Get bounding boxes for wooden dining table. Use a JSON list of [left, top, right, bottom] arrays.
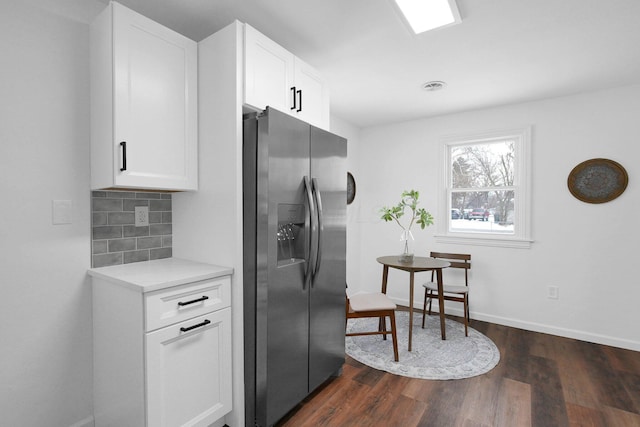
[[376, 256, 451, 351]]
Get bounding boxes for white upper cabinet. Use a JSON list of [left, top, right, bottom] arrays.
[[91, 2, 198, 191], [243, 24, 294, 114], [244, 24, 330, 129], [293, 57, 330, 128]]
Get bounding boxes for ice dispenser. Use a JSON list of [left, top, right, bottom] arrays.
[[276, 204, 305, 266]]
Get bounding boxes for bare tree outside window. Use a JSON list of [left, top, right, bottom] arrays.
[[451, 141, 515, 232]]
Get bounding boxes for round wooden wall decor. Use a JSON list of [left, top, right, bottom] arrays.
[[347, 172, 356, 205], [567, 158, 628, 203]]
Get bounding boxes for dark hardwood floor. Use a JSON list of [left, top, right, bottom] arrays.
[[276, 313, 640, 427]]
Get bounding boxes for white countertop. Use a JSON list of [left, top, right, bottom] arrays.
[[88, 257, 233, 293]]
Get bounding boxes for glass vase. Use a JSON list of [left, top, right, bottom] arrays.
[[398, 230, 414, 263]]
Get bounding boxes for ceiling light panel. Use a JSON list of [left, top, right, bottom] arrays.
[[393, 0, 461, 34]]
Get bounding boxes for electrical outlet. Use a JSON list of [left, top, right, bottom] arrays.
[[547, 285, 559, 300], [135, 206, 149, 227]]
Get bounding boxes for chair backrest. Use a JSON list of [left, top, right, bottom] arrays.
[[430, 252, 471, 285]]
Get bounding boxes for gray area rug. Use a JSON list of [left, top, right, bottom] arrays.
[[346, 311, 500, 380]]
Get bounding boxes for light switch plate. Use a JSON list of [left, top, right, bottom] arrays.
[[52, 200, 72, 224]]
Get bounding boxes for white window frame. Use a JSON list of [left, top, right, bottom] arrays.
[[435, 126, 533, 248]]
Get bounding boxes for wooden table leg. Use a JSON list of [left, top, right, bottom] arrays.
[[436, 268, 446, 340], [408, 271, 414, 351], [381, 265, 389, 294], [380, 265, 389, 339]]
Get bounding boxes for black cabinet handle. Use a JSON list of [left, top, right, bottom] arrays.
[[120, 141, 127, 171], [290, 86, 297, 110], [177, 295, 209, 307], [297, 89, 302, 112], [180, 319, 211, 333]]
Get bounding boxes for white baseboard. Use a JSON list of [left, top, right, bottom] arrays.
[[209, 417, 226, 427], [70, 413, 229, 427], [72, 413, 230, 427], [69, 415, 94, 427], [472, 311, 640, 352], [387, 296, 640, 352]]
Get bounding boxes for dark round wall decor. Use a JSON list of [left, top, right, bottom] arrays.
[[567, 158, 628, 204], [347, 172, 356, 205]]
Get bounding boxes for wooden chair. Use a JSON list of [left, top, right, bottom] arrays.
[[421, 252, 472, 336], [346, 292, 399, 362]]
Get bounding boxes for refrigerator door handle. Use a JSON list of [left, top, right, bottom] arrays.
[[311, 178, 323, 280], [304, 176, 318, 289]]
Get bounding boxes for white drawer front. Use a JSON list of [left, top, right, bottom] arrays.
[[145, 276, 230, 331]]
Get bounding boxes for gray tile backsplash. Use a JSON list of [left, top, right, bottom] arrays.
[[91, 191, 172, 268]]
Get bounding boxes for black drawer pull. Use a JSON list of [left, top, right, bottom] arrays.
[[120, 141, 127, 171], [177, 295, 209, 307], [180, 319, 211, 333]]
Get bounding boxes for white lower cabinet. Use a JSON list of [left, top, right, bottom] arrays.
[[90, 259, 233, 427], [146, 309, 231, 426]]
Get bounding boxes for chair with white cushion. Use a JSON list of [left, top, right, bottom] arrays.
[[421, 252, 472, 336], [346, 292, 399, 362]]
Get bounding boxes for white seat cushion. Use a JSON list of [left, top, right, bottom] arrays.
[[349, 292, 396, 312], [422, 282, 469, 294]]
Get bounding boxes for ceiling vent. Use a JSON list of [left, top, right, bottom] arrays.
[[422, 81, 447, 91]]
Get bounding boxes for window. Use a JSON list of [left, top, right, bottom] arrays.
[[436, 127, 532, 248]]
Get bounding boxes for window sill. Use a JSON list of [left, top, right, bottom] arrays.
[[434, 234, 533, 249]]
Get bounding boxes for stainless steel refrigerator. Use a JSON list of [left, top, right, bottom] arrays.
[[243, 107, 347, 427]]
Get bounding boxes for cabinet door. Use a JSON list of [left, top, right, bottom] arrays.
[[112, 2, 197, 190], [294, 58, 330, 129], [146, 308, 232, 427], [244, 24, 294, 113]]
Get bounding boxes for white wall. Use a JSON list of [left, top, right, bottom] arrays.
[[354, 85, 640, 351], [330, 115, 362, 292], [173, 22, 245, 427], [0, 1, 101, 426]]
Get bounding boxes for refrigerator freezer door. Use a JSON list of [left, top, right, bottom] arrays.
[[256, 108, 311, 427], [308, 126, 347, 392]]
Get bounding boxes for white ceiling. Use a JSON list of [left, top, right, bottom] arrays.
[[93, 0, 640, 128]]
